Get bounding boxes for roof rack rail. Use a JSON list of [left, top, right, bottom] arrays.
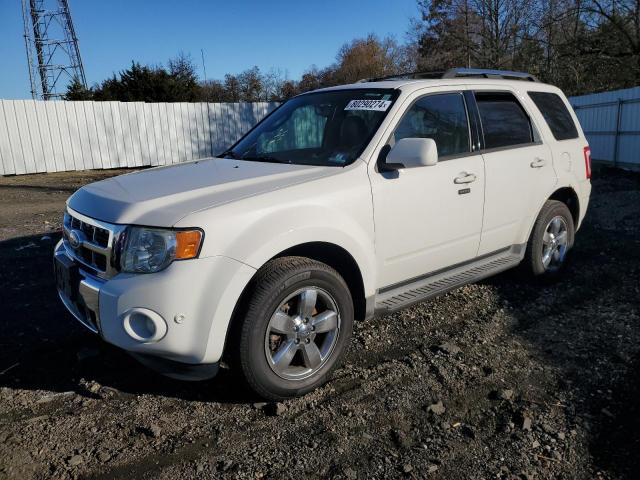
[[442, 68, 539, 82], [357, 70, 445, 83], [359, 67, 539, 83]]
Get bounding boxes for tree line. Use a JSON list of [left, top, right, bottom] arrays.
[[65, 0, 640, 102], [65, 36, 412, 102], [413, 0, 640, 94]]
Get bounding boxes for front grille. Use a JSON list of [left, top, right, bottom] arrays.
[[63, 209, 123, 279], [68, 215, 110, 248]]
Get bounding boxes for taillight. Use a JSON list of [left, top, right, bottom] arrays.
[[583, 146, 592, 179]]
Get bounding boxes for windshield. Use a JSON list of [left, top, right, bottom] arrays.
[[223, 89, 399, 167]]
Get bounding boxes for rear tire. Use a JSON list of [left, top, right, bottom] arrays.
[[232, 256, 354, 401], [524, 200, 575, 278]]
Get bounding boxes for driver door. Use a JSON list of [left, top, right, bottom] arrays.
[[369, 90, 485, 289]]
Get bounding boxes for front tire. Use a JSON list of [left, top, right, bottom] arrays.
[[234, 256, 354, 401], [524, 200, 575, 278]]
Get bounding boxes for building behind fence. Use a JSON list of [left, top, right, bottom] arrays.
[[0, 100, 278, 176], [570, 86, 640, 171]]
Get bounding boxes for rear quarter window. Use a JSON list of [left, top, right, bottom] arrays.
[[528, 91, 579, 141]]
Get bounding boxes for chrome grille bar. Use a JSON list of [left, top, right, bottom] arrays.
[[62, 207, 126, 279]]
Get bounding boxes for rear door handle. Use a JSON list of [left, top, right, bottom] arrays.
[[530, 158, 546, 168], [454, 172, 477, 184]]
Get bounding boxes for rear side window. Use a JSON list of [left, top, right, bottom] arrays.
[[528, 91, 579, 141], [393, 93, 470, 158], [475, 92, 534, 149]]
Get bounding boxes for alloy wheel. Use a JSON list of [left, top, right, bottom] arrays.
[[542, 215, 569, 271], [264, 287, 341, 380]]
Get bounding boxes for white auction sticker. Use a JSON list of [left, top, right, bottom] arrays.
[[344, 99, 392, 111]]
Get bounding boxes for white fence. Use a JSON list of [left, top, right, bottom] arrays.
[[0, 100, 278, 176], [570, 86, 640, 170], [4, 89, 639, 176]]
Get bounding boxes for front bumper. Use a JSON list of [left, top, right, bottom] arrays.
[[54, 239, 256, 370], [54, 242, 103, 333]]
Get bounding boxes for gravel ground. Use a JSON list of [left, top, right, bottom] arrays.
[[0, 167, 638, 480]]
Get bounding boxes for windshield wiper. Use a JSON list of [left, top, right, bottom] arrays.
[[219, 149, 238, 159], [240, 155, 290, 164]]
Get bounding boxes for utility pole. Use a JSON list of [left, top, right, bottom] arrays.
[[21, 0, 87, 100], [201, 49, 207, 83]]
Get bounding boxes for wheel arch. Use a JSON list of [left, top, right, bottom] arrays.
[[520, 185, 581, 250], [220, 241, 369, 364], [274, 242, 367, 322], [548, 186, 580, 226], [236, 241, 368, 322]]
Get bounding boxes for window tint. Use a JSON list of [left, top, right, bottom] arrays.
[[393, 93, 470, 157], [528, 91, 579, 141], [476, 92, 533, 149]]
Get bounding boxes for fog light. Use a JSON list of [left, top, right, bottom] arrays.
[[122, 308, 167, 343]]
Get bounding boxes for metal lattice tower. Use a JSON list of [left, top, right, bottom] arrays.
[[21, 0, 87, 100]]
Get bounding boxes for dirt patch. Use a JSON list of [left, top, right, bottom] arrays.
[[0, 168, 138, 241], [0, 167, 638, 479]]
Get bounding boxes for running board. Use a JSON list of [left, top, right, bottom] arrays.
[[375, 245, 525, 314]]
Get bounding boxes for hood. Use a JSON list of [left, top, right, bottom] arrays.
[[68, 157, 335, 226]]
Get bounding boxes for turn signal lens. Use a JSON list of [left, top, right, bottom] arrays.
[[175, 230, 203, 259]]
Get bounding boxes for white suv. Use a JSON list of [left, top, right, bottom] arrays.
[[54, 68, 592, 400]]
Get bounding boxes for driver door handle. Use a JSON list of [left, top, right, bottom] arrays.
[[530, 158, 546, 168], [454, 172, 477, 184]]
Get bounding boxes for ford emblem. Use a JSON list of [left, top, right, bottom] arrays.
[[68, 229, 84, 249]]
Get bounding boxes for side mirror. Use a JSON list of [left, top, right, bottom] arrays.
[[383, 138, 438, 170]]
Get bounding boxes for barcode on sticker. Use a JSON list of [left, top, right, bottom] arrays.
[[344, 99, 392, 111]]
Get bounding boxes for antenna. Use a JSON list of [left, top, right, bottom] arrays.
[[21, 0, 87, 100]]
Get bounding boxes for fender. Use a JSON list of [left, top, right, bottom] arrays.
[[246, 223, 375, 294], [176, 163, 378, 363], [177, 162, 377, 297], [197, 210, 375, 364]]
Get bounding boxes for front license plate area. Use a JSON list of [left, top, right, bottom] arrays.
[[54, 255, 79, 301]]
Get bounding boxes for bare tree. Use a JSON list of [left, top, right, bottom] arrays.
[[333, 34, 408, 83]]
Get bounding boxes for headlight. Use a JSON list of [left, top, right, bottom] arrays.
[[120, 227, 203, 273]]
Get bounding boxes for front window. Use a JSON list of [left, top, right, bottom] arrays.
[[392, 93, 471, 158], [224, 89, 399, 166]]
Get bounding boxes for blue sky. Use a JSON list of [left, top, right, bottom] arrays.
[[0, 0, 418, 99]]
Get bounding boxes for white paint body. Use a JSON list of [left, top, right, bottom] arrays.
[[60, 78, 592, 366]]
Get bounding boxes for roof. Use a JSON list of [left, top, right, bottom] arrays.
[[313, 78, 561, 95]]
